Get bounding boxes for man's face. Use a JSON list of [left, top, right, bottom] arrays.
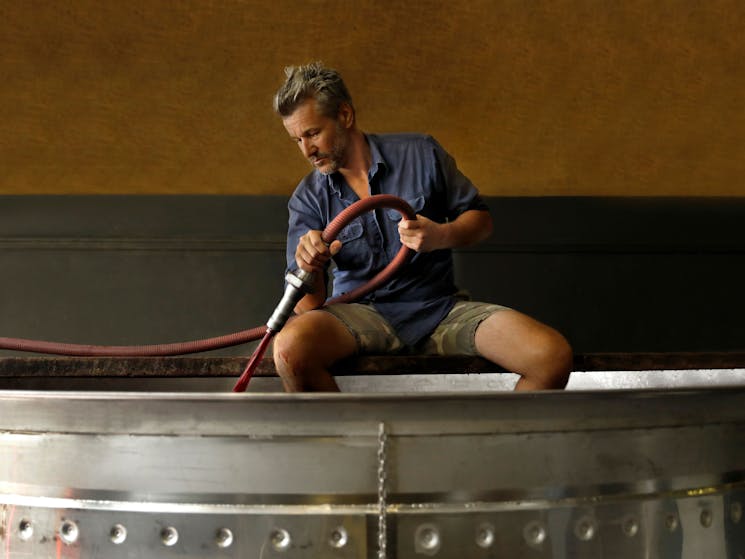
[[282, 98, 350, 175]]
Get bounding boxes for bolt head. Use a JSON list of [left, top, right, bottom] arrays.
[[18, 520, 33, 541], [476, 523, 495, 548], [700, 509, 713, 528], [524, 520, 547, 546], [574, 517, 596, 541], [215, 527, 234, 548], [732, 502, 743, 524], [622, 516, 639, 537], [329, 526, 348, 549], [110, 524, 127, 545], [59, 520, 79, 545], [161, 526, 178, 547], [270, 528, 291, 551]]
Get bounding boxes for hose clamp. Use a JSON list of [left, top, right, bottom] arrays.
[[266, 269, 316, 332], [285, 268, 315, 292]]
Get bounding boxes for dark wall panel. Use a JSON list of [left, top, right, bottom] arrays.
[[2, 196, 744, 356]]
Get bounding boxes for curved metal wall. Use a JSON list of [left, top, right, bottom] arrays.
[[2, 387, 744, 557]]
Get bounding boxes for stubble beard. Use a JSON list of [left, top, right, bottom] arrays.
[[314, 123, 349, 176]]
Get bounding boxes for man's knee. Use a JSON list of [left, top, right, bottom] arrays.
[[529, 328, 573, 387], [475, 310, 572, 388], [271, 311, 357, 375], [548, 332, 573, 376], [534, 324, 572, 361], [272, 325, 306, 375]]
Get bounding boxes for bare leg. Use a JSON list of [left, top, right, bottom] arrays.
[[474, 310, 572, 390], [272, 309, 357, 392]]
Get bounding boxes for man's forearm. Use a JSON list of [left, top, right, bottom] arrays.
[[441, 209, 493, 248], [294, 270, 328, 313]]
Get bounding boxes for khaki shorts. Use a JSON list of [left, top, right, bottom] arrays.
[[322, 299, 510, 356]]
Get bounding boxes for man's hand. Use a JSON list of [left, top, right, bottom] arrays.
[[398, 210, 493, 253], [296, 230, 342, 272], [397, 214, 445, 253]]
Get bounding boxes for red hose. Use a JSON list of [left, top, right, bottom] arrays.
[[324, 194, 416, 305], [0, 195, 416, 356]]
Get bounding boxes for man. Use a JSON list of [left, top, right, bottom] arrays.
[[271, 62, 572, 392]]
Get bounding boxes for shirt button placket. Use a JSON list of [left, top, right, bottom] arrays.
[[368, 213, 384, 265]]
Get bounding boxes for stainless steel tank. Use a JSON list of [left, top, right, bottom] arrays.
[[2, 386, 745, 558]]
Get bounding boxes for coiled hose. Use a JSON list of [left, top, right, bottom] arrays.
[[0, 195, 416, 357]]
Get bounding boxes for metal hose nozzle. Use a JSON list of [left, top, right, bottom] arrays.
[[265, 268, 316, 333]]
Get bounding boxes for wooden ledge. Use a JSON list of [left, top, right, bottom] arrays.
[[0, 352, 744, 379]]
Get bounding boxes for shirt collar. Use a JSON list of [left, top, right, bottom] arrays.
[[366, 133, 389, 180], [326, 170, 343, 196], [324, 133, 389, 196]]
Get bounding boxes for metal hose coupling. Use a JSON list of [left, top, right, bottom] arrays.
[[266, 268, 316, 333]]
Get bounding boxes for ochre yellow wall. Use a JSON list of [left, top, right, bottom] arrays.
[[2, 1, 744, 196]]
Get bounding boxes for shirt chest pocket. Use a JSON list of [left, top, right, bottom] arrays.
[[334, 220, 369, 270], [337, 220, 364, 243], [384, 195, 426, 223]]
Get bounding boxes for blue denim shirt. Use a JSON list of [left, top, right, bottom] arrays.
[[286, 133, 489, 347]]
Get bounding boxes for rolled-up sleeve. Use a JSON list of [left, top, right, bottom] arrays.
[[285, 184, 325, 273], [430, 137, 489, 219]]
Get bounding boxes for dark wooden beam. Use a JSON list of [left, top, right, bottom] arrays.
[[0, 352, 744, 379]]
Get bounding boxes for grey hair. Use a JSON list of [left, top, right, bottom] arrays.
[[273, 62, 354, 119]]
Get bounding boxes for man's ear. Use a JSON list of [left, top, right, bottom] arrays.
[[338, 102, 355, 129]]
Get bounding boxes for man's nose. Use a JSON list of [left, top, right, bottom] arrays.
[[299, 137, 316, 158]]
